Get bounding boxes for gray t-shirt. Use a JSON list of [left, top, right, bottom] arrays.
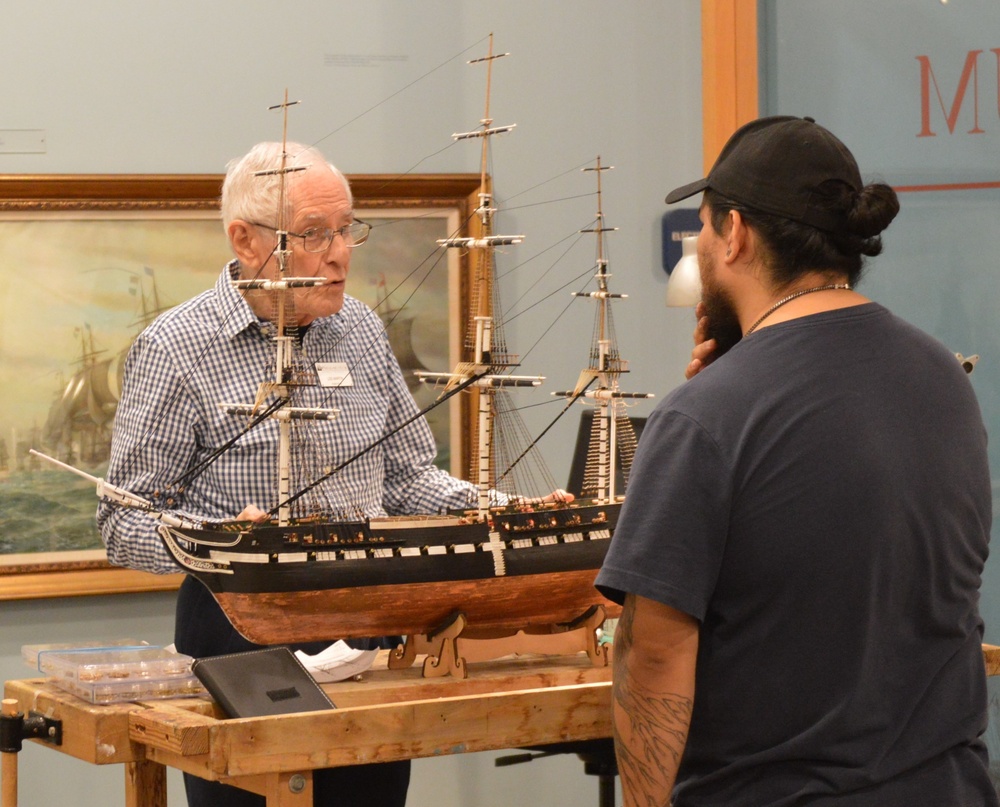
[[597, 303, 996, 806]]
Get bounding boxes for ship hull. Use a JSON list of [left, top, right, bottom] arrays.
[[211, 567, 617, 645], [162, 501, 622, 644]]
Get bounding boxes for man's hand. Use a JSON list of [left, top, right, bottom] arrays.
[[685, 302, 718, 380], [235, 504, 270, 523], [513, 489, 576, 506]]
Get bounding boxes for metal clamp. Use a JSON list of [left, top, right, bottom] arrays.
[[0, 710, 62, 753]]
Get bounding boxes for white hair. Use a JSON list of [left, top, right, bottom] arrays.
[[220, 141, 352, 231]]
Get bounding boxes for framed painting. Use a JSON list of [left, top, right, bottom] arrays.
[[0, 172, 482, 600]]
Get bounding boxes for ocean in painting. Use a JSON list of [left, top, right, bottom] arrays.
[[0, 465, 106, 555]]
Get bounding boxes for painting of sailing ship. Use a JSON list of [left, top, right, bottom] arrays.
[[0, 212, 231, 560], [0, 198, 463, 574]]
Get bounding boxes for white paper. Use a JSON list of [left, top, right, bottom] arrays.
[[294, 640, 378, 682]]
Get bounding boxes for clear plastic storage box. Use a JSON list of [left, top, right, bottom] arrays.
[[21, 639, 147, 670], [22, 643, 204, 704]]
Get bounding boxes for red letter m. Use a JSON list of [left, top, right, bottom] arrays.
[[916, 50, 985, 137]]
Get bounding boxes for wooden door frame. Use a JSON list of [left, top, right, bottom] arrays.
[[701, 0, 759, 173]]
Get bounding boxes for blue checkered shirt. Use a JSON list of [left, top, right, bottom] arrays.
[[98, 262, 481, 574]]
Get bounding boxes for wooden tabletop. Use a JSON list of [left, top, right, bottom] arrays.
[[131, 653, 612, 778], [4, 653, 613, 805]]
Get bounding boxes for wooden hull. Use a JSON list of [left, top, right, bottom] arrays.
[[162, 501, 622, 644], [210, 568, 620, 645]]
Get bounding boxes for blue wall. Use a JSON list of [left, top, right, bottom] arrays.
[[760, 0, 1000, 641]]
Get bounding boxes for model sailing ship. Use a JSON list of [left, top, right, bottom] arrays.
[[33, 37, 650, 657]]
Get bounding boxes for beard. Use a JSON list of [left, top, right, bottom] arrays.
[[699, 253, 744, 358]]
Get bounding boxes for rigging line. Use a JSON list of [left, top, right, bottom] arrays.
[[277, 100, 458, 202], [505, 261, 595, 325], [321, 139, 463, 205], [268, 366, 491, 517], [170, 397, 287, 489], [494, 375, 598, 486], [162, 217, 456, 484], [503, 159, 596, 202], [501, 193, 594, 214], [373, 256, 446, 323], [515, 278, 588, 366], [117, 251, 280, 480], [513, 263, 599, 367], [501, 230, 588, 312], [308, 242, 446, 368], [472, 156, 606, 216], [300, 208, 470, 381], [360, 186, 465, 230], [502, 396, 578, 412], [298, 247, 449, 412], [495, 229, 586, 282], [308, 36, 490, 150], [363, 195, 478, 241]]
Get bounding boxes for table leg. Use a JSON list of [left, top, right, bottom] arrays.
[[125, 759, 167, 807], [264, 771, 313, 806], [2, 699, 20, 807]]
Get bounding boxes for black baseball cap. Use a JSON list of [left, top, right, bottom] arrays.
[[665, 116, 863, 232]]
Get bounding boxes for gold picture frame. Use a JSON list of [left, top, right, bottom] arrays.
[[0, 173, 482, 600]]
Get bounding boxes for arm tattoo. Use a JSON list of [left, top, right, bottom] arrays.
[[613, 595, 693, 807]]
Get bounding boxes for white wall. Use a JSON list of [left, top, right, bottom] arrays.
[[0, 2, 704, 805]]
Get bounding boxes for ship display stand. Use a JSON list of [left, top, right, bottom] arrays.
[[388, 605, 610, 679]]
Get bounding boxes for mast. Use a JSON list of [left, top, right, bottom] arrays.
[[222, 91, 338, 526], [553, 157, 653, 503], [267, 92, 300, 526], [419, 34, 541, 516]]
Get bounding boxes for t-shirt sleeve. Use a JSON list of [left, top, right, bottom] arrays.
[[595, 406, 731, 621]]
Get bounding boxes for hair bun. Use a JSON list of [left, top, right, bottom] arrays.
[[847, 183, 899, 239]]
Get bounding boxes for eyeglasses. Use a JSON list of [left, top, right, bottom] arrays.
[[250, 219, 371, 251]]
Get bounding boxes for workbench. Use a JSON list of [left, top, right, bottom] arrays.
[[7, 646, 999, 806], [3, 653, 612, 806]]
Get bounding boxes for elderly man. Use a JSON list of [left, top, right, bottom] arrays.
[[596, 117, 996, 806], [99, 142, 494, 807]]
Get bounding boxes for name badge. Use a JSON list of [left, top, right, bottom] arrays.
[[316, 362, 354, 388]]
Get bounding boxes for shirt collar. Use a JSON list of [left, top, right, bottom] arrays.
[[215, 260, 263, 339]]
